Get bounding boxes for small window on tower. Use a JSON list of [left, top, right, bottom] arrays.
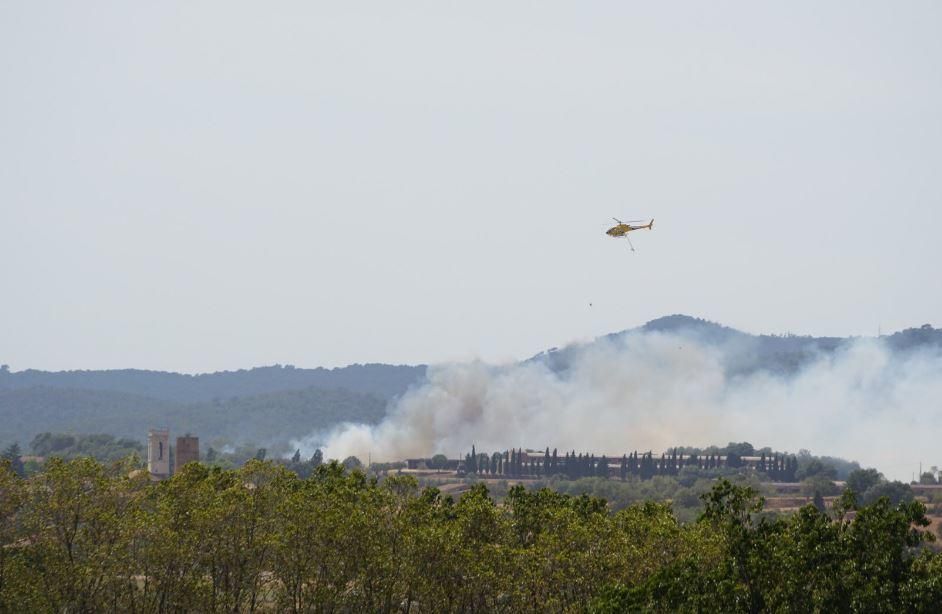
[[159, 441, 163, 460]]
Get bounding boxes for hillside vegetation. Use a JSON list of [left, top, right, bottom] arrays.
[[3, 316, 940, 452], [0, 386, 387, 449], [0, 363, 424, 402], [1, 459, 940, 612], [533, 315, 942, 376]]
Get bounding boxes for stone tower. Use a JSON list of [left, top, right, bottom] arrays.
[[147, 428, 170, 479], [175, 435, 199, 470]]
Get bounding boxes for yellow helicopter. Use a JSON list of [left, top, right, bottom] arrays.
[[606, 217, 654, 251]]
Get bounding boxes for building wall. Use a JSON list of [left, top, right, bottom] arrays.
[[175, 436, 199, 469], [148, 429, 170, 478]]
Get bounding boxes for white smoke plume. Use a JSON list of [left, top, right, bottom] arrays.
[[292, 331, 942, 481]]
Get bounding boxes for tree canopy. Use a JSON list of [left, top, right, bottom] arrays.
[[1, 459, 940, 612]]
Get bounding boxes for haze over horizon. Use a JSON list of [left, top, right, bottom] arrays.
[[3, 2, 941, 373]]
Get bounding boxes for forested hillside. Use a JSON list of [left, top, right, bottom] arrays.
[[0, 363, 425, 402], [0, 386, 387, 449], [531, 315, 942, 375], [3, 316, 939, 453]]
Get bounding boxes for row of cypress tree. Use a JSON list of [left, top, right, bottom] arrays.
[[464, 446, 799, 481]]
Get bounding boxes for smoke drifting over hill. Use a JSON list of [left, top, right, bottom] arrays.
[[294, 328, 942, 481]]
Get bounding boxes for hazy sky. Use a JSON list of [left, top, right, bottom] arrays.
[[2, 2, 941, 373]]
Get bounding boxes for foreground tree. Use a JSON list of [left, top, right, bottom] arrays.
[[3, 461, 941, 613], [0, 445, 24, 478]]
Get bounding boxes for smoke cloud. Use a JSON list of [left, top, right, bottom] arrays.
[[292, 331, 942, 481]]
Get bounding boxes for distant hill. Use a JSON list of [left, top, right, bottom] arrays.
[[531, 314, 942, 375], [0, 385, 387, 450], [0, 362, 423, 451], [0, 363, 425, 403], [4, 315, 940, 452]]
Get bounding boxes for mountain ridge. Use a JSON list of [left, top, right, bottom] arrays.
[[0, 385, 387, 451], [0, 362, 426, 403], [4, 315, 940, 451], [531, 314, 941, 374]]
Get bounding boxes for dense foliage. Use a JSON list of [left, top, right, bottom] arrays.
[[29, 432, 143, 463], [1, 458, 940, 613]]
